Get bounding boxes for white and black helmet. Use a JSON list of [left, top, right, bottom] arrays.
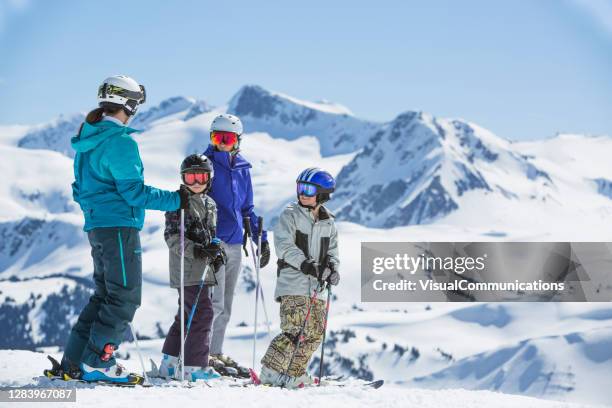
[[97, 75, 146, 116], [210, 114, 243, 135]]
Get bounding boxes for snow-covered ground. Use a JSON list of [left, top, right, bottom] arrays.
[[1, 349, 606, 408]]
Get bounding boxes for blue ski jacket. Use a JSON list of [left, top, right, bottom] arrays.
[[203, 144, 267, 245]]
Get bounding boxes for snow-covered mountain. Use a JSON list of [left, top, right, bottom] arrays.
[[411, 325, 612, 404], [1, 86, 612, 405], [328, 111, 561, 227], [129, 96, 211, 130], [17, 113, 85, 157], [228, 85, 380, 156], [13, 96, 211, 158]]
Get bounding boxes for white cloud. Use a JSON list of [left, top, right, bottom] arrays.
[[569, 0, 612, 37]]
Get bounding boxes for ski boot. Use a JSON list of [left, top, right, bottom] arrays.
[[80, 343, 144, 385], [208, 355, 239, 377], [80, 362, 145, 385], [182, 366, 221, 382], [210, 354, 250, 378], [259, 365, 315, 388], [157, 354, 178, 379]]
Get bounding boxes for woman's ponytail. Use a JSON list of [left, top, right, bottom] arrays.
[[85, 105, 122, 124], [85, 107, 105, 124]]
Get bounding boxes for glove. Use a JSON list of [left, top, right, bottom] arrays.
[[319, 264, 340, 286], [325, 268, 340, 286], [177, 185, 190, 210], [259, 241, 270, 268], [194, 240, 221, 259], [212, 246, 227, 273], [300, 259, 319, 279], [193, 244, 208, 260], [326, 262, 340, 286]]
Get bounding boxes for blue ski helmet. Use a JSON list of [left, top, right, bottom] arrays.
[[296, 167, 336, 205]]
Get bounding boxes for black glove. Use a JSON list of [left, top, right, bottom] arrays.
[[212, 246, 227, 273], [259, 241, 270, 268], [194, 241, 220, 259], [177, 185, 190, 210], [300, 259, 319, 279], [193, 244, 207, 260]]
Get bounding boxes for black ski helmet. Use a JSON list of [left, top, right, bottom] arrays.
[[180, 154, 214, 192]]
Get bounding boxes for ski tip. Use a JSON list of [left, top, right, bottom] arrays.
[[248, 368, 261, 385]]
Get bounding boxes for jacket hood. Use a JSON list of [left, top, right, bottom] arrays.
[[71, 120, 138, 153]]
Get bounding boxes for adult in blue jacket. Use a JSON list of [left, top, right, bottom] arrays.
[[57, 76, 188, 385], [204, 114, 270, 373]]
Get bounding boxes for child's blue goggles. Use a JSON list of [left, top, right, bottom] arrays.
[[297, 182, 318, 197]]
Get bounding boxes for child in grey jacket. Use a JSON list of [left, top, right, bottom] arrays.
[[260, 168, 340, 388], [158, 154, 226, 381]]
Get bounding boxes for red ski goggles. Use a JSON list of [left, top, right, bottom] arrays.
[[210, 131, 239, 146], [182, 172, 210, 186], [297, 182, 318, 197]]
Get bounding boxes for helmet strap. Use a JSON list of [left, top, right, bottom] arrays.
[[230, 135, 242, 155], [297, 194, 322, 211], [316, 193, 330, 205]]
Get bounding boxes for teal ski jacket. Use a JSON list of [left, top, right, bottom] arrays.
[[71, 119, 179, 231]]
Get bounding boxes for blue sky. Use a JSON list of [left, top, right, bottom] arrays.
[[0, 0, 611, 140]]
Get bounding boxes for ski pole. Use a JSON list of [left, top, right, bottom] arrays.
[[244, 217, 259, 370], [280, 282, 321, 387], [128, 322, 150, 385], [255, 217, 272, 337], [257, 284, 272, 337], [245, 216, 273, 371], [317, 284, 332, 385], [245, 217, 272, 336], [179, 209, 186, 382], [185, 262, 211, 342]]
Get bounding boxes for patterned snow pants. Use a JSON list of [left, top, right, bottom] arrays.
[[261, 295, 326, 377]]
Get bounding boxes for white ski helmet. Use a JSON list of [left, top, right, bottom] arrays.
[[210, 114, 243, 135], [97, 75, 146, 116]]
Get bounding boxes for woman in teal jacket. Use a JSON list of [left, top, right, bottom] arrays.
[[54, 75, 188, 385]]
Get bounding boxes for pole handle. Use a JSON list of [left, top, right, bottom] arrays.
[[257, 216, 264, 239], [243, 216, 252, 237]]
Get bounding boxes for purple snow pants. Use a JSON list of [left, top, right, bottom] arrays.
[[162, 285, 214, 367]]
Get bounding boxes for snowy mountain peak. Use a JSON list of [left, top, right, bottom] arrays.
[[228, 85, 379, 156], [229, 84, 354, 118], [130, 95, 207, 129], [329, 111, 553, 227]]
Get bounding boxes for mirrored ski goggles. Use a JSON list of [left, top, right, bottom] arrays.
[[182, 172, 210, 186], [297, 182, 318, 197], [99, 84, 146, 104], [210, 131, 239, 146]]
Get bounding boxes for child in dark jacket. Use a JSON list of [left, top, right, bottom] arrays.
[[158, 154, 226, 381]]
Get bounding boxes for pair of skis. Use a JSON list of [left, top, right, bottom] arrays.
[[41, 355, 384, 389]]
